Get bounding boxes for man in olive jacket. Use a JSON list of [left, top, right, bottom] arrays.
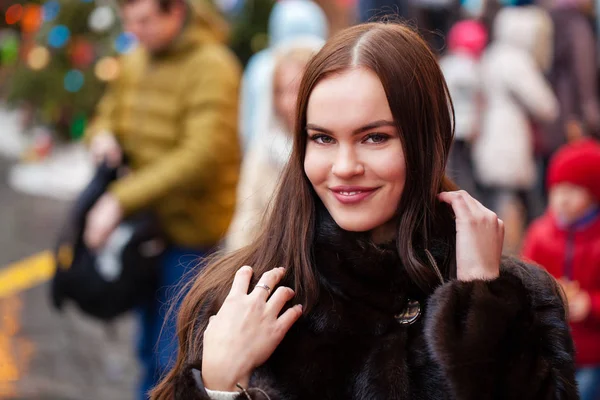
[[83, 0, 241, 397]]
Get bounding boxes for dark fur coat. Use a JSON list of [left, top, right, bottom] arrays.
[[175, 212, 578, 399]]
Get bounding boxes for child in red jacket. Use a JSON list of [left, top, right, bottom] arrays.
[[522, 138, 600, 400]]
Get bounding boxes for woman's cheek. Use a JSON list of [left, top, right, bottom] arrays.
[[304, 150, 329, 186]]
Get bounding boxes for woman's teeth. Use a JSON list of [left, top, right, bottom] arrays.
[[339, 191, 362, 196]]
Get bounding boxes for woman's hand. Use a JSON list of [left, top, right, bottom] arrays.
[[201, 266, 303, 392], [438, 190, 504, 282]]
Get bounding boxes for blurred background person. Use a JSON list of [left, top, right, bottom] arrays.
[[439, 19, 487, 198], [537, 0, 600, 203], [473, 6, 558, 253], [522, 139, 600, 400], [83, 0, 241, 397], [239, 0, 328, 149], [227, 37, 324, 251]]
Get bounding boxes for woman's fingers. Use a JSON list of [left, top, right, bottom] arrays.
[[440, 190, 499, 226], [438, 190, 475, 218], [251, 267, 286, 300], [266, 287, 296, 316], [497, 218, 505, 254], [276, 304, 303, 335], [229, 265, 254, 296]]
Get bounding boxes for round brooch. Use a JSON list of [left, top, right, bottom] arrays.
[[394, 299, 421, 325]]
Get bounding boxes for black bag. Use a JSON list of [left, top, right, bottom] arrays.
[[51, 162, 166, 320]]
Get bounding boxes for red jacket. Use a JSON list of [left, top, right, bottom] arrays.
[[522, 209, 600, 366]]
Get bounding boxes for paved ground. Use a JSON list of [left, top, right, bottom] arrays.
[[0, 157, 139, 400]]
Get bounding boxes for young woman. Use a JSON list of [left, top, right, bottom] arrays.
[[153, 22, 578, 400]]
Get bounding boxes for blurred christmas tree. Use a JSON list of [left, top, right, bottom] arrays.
[[3, 0, 274, 142], [214, 0, 274, 66], [3, 0, 128, 140]]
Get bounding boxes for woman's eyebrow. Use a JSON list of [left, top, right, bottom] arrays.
[[306, 120, 395, 135]]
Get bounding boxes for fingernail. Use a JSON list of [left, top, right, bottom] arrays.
[[297, 304, 303, 311], [241, 265, 252, 271]]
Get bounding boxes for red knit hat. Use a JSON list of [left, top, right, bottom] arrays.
[[547, 139, 600, 201], [447, 20, 488, 59]]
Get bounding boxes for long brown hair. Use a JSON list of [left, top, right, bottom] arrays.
[[152, 21, 457, 399]]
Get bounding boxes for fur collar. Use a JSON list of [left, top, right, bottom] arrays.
[[313, 206, 409, 314], [307, 206, 450, 334]]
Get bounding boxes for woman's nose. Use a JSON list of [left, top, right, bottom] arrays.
[[331, 146, 364, 178]]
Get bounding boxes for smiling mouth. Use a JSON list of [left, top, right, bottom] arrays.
[[329, 187, 379, 204]]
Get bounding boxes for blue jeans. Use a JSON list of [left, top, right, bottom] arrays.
[[577, 367, 600, 400], [137, 246, 208, 400]]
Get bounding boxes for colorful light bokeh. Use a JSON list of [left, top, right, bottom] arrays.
[[94, 57, 120, 81], [70, 39, 94, 68], [64, 69, 84, 92], [42, 1, 60, 21], [88, 6, 115, 32], [48, 25, 70, 48], [27, 46, 50, 70], [0, 35, 19, 65], [21, 5, 43, 34], [114, 32, 137, 54], [70, 114, 87, 139], [5, 4, 24, 25]]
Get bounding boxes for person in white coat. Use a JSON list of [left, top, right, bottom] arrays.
[[239, 0, 328, 150], [439, 19, 487, 199], [226, 38, 325, 251], [473, 6, 558, 228]]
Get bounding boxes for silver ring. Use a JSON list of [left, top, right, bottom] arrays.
[[255, 283, 271, 294]]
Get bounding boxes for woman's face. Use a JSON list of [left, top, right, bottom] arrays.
[[304, 68, 406, 234]]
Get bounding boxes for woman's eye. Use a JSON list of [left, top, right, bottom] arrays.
[[364, 133, 389, 144], [310, 134, 335, 144]]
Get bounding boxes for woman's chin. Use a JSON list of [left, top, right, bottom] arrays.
[[330, 214, 384, 233]]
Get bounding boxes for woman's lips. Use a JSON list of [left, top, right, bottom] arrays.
[[329, 186, 379, 205]]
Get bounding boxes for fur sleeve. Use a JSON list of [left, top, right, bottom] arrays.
[[425, 257, 578, 400], [170, 298, 286, 400], [172, 366, 281, 400]]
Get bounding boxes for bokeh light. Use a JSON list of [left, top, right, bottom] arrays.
[[70, 114, 87, 139], [64, 69, 84, 92], [70, 39, 94, 68], [27, 46, 50, 70], [42, 1, 60, 21], [114, 32, 137, 54], [21, 5, 43, 33], [94, 57, 120, 81], [5, 4, 24, 25], [215, 0, 245, 16], [0, 35, 19, 65], [88, 6, 115, 32], [48, 25, 70, 48]]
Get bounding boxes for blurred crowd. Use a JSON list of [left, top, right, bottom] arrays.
[[44, 0, 600, 398]]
